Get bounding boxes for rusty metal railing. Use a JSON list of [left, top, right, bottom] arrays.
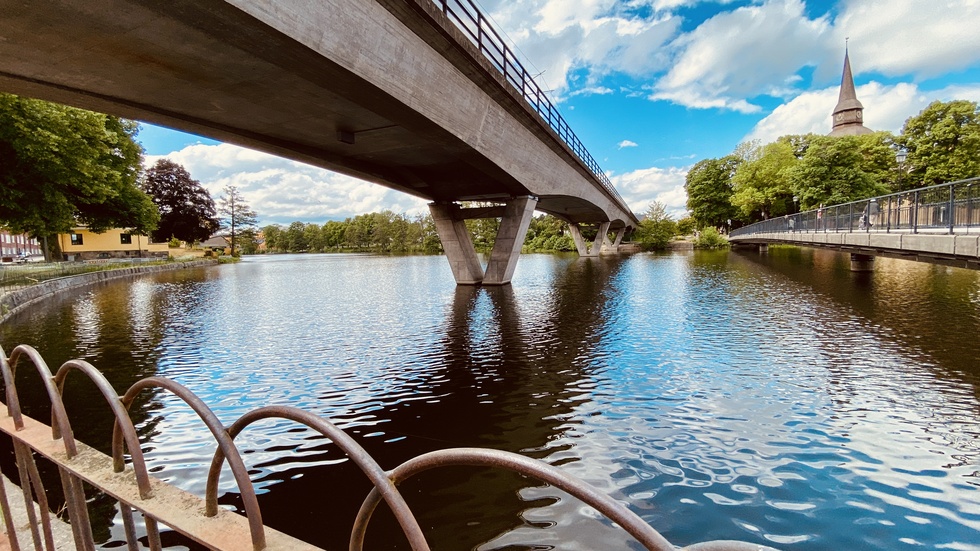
[[1, 344, 776, 550]]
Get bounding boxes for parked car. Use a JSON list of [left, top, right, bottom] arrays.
[[15, 254, 45, 264]]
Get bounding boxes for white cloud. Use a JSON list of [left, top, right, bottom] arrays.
[[744, 81, 980, 144], [832, 0, 980, 80], [610, 165, 689, 217], [477, 0, 678, 98], [651, 0, 830, 112], [146, 144, 429, 227], [473, 0, 980, 115], [618, 139, 639, 148]]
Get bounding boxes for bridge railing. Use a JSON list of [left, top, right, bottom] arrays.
[[731, 177, 980, 237], [430, 0, 632, 215], [1, 344, 774, 550]]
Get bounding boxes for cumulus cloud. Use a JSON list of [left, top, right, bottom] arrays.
[[744, 81, 980, 144], [617, 139, 639, 148], [831, 0, 980, 80], [610, 165, 689, 217], [479, 0, 980, 116], [477, 0, 678, 97], [651, 0, 830, 112], [146, 144, 429, 227]]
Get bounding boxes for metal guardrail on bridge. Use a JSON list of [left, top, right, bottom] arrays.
[[1, 344, 775, 550], [731, 177, 980, 237], [429, 0, 632, 216]]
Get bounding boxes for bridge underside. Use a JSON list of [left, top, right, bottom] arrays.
[[0, 0, 632, 229]]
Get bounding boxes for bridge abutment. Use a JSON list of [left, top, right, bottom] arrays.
[[429, 196, 538, 286]]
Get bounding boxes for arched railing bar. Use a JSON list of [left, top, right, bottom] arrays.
[[208, 406, 430, 551], [119, 377, 266, 551], [349, 447, 675, 551]]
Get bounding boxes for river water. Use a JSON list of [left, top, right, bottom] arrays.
[[1, 250, 978, 550]]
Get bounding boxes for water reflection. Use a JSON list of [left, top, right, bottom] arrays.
[[1, 252, 978, 550]]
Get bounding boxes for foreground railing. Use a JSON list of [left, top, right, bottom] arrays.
[[1, 344, 775, 550], [427, 0, 632, 215], [731, 177, 980, 237]]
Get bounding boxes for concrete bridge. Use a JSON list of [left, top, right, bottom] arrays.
[[0, 0, 639, 285], [730, 178, 980, 271]]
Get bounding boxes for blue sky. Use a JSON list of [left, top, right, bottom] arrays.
[[140, 0, 980, 225]]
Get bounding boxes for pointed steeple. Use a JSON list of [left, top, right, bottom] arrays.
[[829, 46, 872, 136]]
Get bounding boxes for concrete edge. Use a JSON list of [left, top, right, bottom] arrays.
[[0, 260, 219, 326]]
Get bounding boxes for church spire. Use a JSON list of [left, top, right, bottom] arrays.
[[829, 45, 871, 136]]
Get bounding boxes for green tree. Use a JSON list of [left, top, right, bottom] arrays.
[[633, 201, 676, 250], [676, 216, 696, 235], [284, 221, 308, 252], [685, 155, 740, 230], [0, 93, 158, 257], [262, 224, 283, 252], [323, 220, 347, 250], [900, 100, 980, 187], [217, 185, 257, 256], [140, 159, 219, 244], [731, 140, 797, 221], [238, 228, 259, 255], [788, 133, 892, 209]]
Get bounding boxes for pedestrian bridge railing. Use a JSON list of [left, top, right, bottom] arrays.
[[731, 177, 980, 237], [1, 344, 772, 551]]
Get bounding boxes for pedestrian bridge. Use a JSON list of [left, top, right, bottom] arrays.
[[730, 178, 980, 271], [0, 0, 639, 285]]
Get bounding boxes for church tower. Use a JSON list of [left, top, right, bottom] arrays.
[[829, 48, 872, 136]]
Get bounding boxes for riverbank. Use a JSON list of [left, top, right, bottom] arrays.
[[0, 259, 218, 325]]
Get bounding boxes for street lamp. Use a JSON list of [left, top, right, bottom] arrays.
[[895, 147, 908, 191], [895, 147, 907, 164]]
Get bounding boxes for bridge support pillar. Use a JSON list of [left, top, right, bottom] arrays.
[[601, 227, 626, 254], [850, 253, 875, 272], [429, 202, 485, 285], [429, 196, 538, 286], [483, 196, 538, 285], [758, 243, 769, 254], [569, 222, 610, 257]]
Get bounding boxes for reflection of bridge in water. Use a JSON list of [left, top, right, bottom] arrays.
[[730, 178, 980, 271], [1, 257, 778, 550], [0, 0, 638, 285]]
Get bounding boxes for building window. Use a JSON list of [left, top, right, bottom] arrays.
[[70, 233, 83, 246], [120, 233, 132, 244]]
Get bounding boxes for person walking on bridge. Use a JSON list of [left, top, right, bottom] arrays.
[[867, 198, 879, 229]]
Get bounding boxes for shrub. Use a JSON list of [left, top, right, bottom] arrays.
[[693, 227, 729, 249]]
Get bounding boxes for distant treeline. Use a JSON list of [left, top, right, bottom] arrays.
[[260, 210, 583, 254]]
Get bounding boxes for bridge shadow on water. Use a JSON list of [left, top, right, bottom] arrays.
[[730, 247, 980, 401]]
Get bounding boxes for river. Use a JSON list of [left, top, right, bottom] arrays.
[[1, 250, 978, 550]]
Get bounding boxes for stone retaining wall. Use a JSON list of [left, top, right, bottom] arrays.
[[0, 260, 218, 325]]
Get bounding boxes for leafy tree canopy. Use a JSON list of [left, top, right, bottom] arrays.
[[0, 93, 158, 238], [788, 132, 893, 210], [685, 155, 740, 230], [900, 99, 980, 187], [731, 140, 797, 220], [634, 201, 677, 250], [141, 159, 219, 243]]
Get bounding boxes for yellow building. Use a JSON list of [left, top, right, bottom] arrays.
[[58, 228, 169, 261]]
